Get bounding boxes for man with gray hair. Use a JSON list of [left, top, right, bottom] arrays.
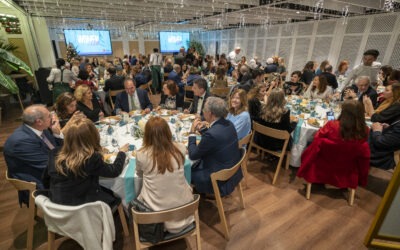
[[342, 75, 378, 107], [4, 104, 63, 206], [188, 97, 243, 197]]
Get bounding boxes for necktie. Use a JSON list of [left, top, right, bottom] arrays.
[[130, 94, 136, 111], [41, 133, 55, 150]]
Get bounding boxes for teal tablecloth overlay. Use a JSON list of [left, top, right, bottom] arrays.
[[124, 157, 192, 203], [124, 159, 136, 204], [293, 118, 304, 144]]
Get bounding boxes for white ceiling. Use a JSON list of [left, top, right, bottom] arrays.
[[11, 0, 400, 32]]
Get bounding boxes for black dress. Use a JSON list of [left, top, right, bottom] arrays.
[[77, 98, 102, 122], [43, 150, 126, 207], [371, 102, 400, 125]]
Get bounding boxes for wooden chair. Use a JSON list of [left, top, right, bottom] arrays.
[[210, 87, 231, 99], [163, 72, 169, 81], [108, 89, 124, 110], [210, 148, 247, 240], [6, 170, 37, 250], [131, 194, 201, 250], [238, 131, 253, 187], [305, 183, 356, 206], [248, 122, 291, 185], [139, 80, 154, 95], [184, 85, 194, 103]]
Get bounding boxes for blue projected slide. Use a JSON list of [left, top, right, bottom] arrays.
[[159, 32, 190, 53], [64, 30, 112, 56]]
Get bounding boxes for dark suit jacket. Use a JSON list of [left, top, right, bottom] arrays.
[[103, 75, 125, 92], [4, 125, 62, 205], [349, 84, 378, 108], [321, 72, 338, 89], [189, 92, 209, 116], [188, 118, 243, 196], [167, 70, 182, 85], [114, 88, 153, 113], [160, 93, 184, 109], [43, 150, 126, 206]]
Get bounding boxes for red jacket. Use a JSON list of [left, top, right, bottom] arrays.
[[297, 121, 370, 189]]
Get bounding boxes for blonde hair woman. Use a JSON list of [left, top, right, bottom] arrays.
[[74, 85, 104, 122], [255, 88, 295, 151], [44, 117, 128, 207], [136, 117, 193, 233], [227, 89, 251, 140]]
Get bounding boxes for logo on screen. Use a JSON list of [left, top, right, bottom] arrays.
[[77, 35, 99, 45], [168, 36, 182, 44]]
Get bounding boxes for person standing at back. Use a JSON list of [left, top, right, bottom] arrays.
[[149, 48, 163, 93]]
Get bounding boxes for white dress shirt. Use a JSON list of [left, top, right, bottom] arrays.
[[149, 53, 163, 66], [196, 92, 206, 114], [342, 61, 381, 89]]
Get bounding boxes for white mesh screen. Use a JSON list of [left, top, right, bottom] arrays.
[[220, 41, 229, 55], [278, 38, 293, 63], [236, 29, 245, 39], [255, 39, 265, 59], [236, 39, 244, 50], [266, 26, 280, 37], [316, 21, 336, 35], [215, 31, 221, 41], [389, 34, 400, 68], [229, 29, 236, 39], [311, 37, 333, 63], [222, 30, 229, 39], [338, 35, 363, 68], [297, 23, 313, 36], [345, 18, 368, 34], [246, 40, 255, 59], [371, 15, 397, 33], [192, 32, 200, 41], [365, 34, 391, 62], [228, 40, 235, 52], [208, 31, 215, 40], [265, 39, 277, 58], [256, 27, 265, 38], [292, 38, 311, 72], [281, 24, 295, 36], [201, 32, 208, 41], [207, 41, 216, 55]]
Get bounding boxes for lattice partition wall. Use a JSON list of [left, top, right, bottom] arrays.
[[196, 12, 400, 73]]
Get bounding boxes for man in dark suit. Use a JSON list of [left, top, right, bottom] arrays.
[[321, 65, 338, 89], [188, 97, 243, 196], [342, 75, 378, 107], [103, 67, 125, 92], [184, 78, 209, 116], [4, 104, 63, 205], [114, 78, 153, 113], [168, 64, 182, 86]]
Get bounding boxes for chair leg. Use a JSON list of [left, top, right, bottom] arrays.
[[348, 188, 355, 206], [241, 158, 249, 188], [215, 193, 229, 240], [272, 157, 284, 185], [237, 183, 245, 209], [285, 152, 291, 170], [27, 193, 36, 250], [306, 183, 311, 200], [132, 221, 142, 250], [195, 210, 202, 250], [48, 231, 55, 250], [117, 204, 129, 236]]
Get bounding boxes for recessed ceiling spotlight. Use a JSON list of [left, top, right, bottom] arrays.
[[296, 11, 300, 14]]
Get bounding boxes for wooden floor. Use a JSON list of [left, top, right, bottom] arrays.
[[0, 103, 393, 250]]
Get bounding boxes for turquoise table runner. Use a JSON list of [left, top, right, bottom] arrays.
[[124, 158, 192, 203], [293, 118, 304, 144]]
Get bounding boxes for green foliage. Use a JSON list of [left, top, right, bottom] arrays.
[[0, 37, 33, 94], [187, 40, 205, 57], [66, 43, 79, 63]]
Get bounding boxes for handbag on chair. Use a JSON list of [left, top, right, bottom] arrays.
[[129, 198, 164, 244]]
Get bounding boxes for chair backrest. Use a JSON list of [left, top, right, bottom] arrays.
[[184, 85, 194, 103], [252, 122, 290, 141], [139, 80, 153, 94], [238, 131, 252, 148], [131, 194, 200, 224], [108, 89, 124, 110], [6, 170, 36, 192], [211, 148, 246, 182], [210, 87, 230, 98]]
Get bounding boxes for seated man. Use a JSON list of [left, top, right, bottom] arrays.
[[134, 65, 151, 88], [114, 78, 153, 113], [370, 120, 400, 170], [188, 97, 243, 196], [342, 75, 378, 107], [185, 78, 209, 116], [168, 64, 184, 93], [103, 66, 124, 92], [4, 104, 63, 205]]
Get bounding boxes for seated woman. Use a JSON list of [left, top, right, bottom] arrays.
[[74, 85, 104, 123], [369, 120, 400, 170], [283, 71, 304, 96], [75, 69, 98, 90], [211, 67, 228, 88], [136, 117, 194, 233], [254, 88, 295, 151], [247, 83, 267, 121], [303, 75, 333, 100], [297, 100, 370, 189], [43, 117, 128, 207], [54, 92, 85, 128], [159, 80, 184, 111], [227, 89, 251, 140], [364, 82, 400, 124]]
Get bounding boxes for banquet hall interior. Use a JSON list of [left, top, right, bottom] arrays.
[[1, 0, 400, 249]]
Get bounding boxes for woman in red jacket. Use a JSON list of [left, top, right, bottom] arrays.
[[297, 100, 370, 189]]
